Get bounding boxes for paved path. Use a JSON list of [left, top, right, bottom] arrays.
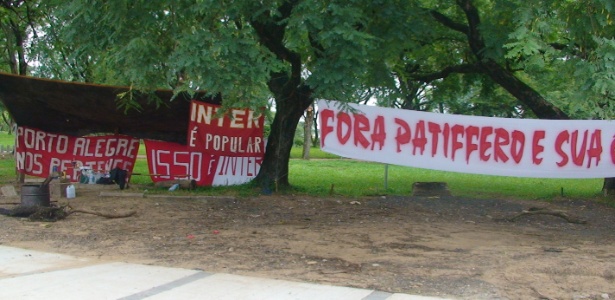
[[0, 246, 449, 300]]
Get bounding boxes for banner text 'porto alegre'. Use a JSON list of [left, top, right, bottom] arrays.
[[15, 126, 139, 181]]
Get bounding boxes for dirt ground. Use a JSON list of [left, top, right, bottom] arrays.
[[1, 182, 615, 300]]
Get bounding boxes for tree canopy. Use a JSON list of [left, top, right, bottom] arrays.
[[2, 0, 615, 188]]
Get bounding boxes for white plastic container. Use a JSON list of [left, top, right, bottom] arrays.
[[66, 184, 76, 199]]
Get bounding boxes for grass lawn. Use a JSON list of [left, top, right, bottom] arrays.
[[0, 131, 14, 146], [288, 158, 604, 199], [0, 131, 607, 201]]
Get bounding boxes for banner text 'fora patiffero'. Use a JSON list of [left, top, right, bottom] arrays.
[[318, 100, 615, 178]]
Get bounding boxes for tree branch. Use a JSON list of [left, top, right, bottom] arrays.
[[452, 0, 569, 119], [250, 1, 304, 97], [409, 63, 483, 82], [429, 10, 468, 34], [455, 0, 486, 58]]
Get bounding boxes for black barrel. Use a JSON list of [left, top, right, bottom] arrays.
[[20, 184, 51, 207]]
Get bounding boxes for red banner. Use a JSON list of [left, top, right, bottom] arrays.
[[144, 139, 263, 186], [15, 126, 139, 182], [187, 100, 265, 157]]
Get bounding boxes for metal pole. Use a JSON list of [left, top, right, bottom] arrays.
[[384, 164, 388, 190], [383, 98, 391, 191]]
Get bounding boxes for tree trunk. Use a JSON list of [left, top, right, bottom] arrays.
[[312, 110, 320, 147], [2, 18, 27, 183], [2, 18, 28, 75], [602, 178, 615, 196], [250, 1, 313, 190], [302, 105, 314, 159], [253, 85, 312, 190]]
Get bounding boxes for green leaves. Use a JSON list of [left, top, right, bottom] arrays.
[[7, 0, 615, 121]]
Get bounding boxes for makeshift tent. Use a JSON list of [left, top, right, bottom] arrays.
[[0, 73, 220, 143]]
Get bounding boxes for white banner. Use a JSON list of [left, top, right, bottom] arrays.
[[317, 100, 615, 178]]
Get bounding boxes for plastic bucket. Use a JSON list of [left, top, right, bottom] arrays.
[[66, 185, 76, 199], [20, 184, 50, 207]]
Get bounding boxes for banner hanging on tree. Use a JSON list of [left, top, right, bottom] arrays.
[[144, 139, 263, 186], [144, 100, 266, 186], [187, 100, 265, 156], [317, 100, 615, 178], [15, 126, 139, 181]]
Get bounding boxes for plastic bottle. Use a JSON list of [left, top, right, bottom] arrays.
[[168, 183, 180, 191], [66, 184, 76, 199]]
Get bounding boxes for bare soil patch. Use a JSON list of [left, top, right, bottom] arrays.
[[1, 183, 615, 300]]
